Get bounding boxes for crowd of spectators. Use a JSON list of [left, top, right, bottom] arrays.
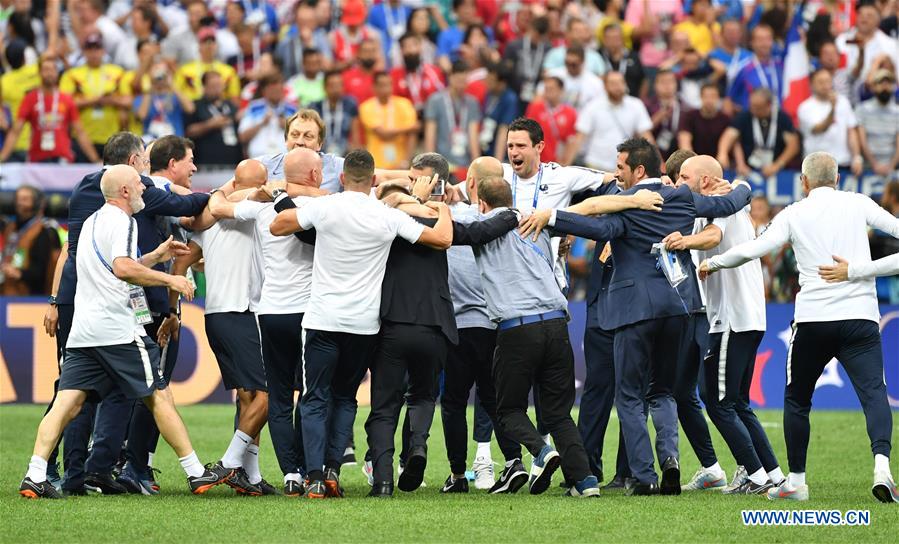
[[1, 0, 898, 302]]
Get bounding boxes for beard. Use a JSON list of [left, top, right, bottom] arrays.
[[130, 196, 146, 214]]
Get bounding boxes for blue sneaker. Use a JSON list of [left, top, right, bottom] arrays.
[[46, 463, 62, 493], [566, 475, 600, 498], [116, 463, 158, 495], [528, 444, 560, 495]]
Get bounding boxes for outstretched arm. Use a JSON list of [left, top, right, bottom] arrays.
[[692, 182, 751, 218], [452, 210, 519, 246], [819, 253, 899, 283], [701, 210, 790, 276], [549, 210, 627, 242]]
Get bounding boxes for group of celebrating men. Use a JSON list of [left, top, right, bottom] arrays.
[[16, 108, 899, 505]]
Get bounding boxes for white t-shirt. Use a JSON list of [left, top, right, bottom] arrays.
[[836, 29, 899, 83], [68, 204, 145, 348], [238, 100, 290, 158], [500, 161, 608, 213], [709, 187, 899, 324], [192, 217, 258, 314], [697, 207, 766, 333], [546, 67, 607, 110], [233, 197, 315, 315], [797, 95, 858, 165], [576, 96, 653, 171], [297, 191, 425, 334]]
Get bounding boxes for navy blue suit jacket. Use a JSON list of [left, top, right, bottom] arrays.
[[553, 182, 750, 330], [57, 170, 210, 314]]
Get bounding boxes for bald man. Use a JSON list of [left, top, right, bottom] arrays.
[[665, 155, 786, 495], [19, 166, 235, 499], [168, 159, 274, 496], [201, 148, 323, 496]]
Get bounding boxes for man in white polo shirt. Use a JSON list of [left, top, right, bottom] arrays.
[[170, 159, 272, 496], [19, 165, 230, 499], [269, 149, 453, 499], [797, 69, 863, 174], [667, 155, 786, 495], [700, 152, 899, 504]]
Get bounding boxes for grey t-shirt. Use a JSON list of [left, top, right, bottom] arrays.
[[424, 90, 481, 168]]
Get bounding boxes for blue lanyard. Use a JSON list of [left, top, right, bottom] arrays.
[[511, 164, 543, 209], [91, 212, 139, 275]]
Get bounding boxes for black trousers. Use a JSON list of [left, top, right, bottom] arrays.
[[673, 314, 718, 468], [441, 327, 521, 475], [579, 325, 630, 480], [784, 320, 892, 473], [702, 329, 778, 475], [259, 313, 306, 476], [494, 318, 590, 484], [365, 322, 446, 483]]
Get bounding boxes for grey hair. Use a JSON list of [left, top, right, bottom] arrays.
[[801, 152, 838, 188], [103, 132, 144, 166], [411, 152, 450, 184]]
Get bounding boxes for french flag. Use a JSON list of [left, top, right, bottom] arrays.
[[781, 7, 812, 125]]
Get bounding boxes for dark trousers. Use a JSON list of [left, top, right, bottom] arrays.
[[614, 315, 688, 485], [673, 314, 718, 468], [441, 327, 521, 475], [259, 313, 305, 476], [702, 329, 777, 475], [300, 329, 377, 478], [784, 320, 892, 473], [87, 316, 169, 476], [124, 316, 180, 475], [365, 322, 446, 483], [494, 318, 591, 483], [473, 397, 493, 443], [579, 326, 630, 481]]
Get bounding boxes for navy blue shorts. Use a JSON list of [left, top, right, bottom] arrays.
[[205, 311, 267, 392], [59, 336, 164, 400]]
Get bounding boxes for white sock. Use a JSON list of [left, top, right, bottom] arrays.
[[179, 451, 205, 478], [476, 442, 492, 459], [284, 472, 301, 484], [706, 462, 723, 474], [243, 444, 261, 484], [748, 468, 768, 485], [221, 430, 252, 469], [788, 472, 806, 487], [874, 454, 890, 475], [147, 451, 155, 469], [768, 467, 785, 484], [541, 434, 551, 445], [25, 455, 48, 483]]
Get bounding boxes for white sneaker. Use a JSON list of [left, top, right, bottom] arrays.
[[724, 465, 748, 492], [681, 466, 727, 491], [872, 472, 899, 503], [471, 456, 495, 490], [362, 459, 373, 486], [766, 480, 809, 501]]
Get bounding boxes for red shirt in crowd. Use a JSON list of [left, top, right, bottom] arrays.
[[17, 88, 79, 163], [390, 64, 445, 111], [525, 99, 578, 164], [331, 25, 378, 66], [343, 66, 376, 105]]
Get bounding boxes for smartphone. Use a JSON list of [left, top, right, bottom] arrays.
[[430, 178, 446, 197]]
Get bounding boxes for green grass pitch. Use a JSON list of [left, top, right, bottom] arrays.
[[1, 404, 896, 542]]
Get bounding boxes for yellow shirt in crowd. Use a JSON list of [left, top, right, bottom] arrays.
[[59, 63, 126, 145], [672, 20, 720, 56], [174, 61, 240, 102], [359, 96, 417, 169], [1, 63, 41, 152], [118, 71, 152, 135]]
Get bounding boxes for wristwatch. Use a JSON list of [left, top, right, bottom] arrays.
[[271, 188, 286, 200], [48, 295, 58, 307]]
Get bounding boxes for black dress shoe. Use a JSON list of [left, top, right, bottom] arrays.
[[368, 481, 394, 497], [397, 447, 426, 492], [602, 475, 627, 489], [84, 472, 128, 494], [627, 482, 660, 496], [660, 457, 681, 496]]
